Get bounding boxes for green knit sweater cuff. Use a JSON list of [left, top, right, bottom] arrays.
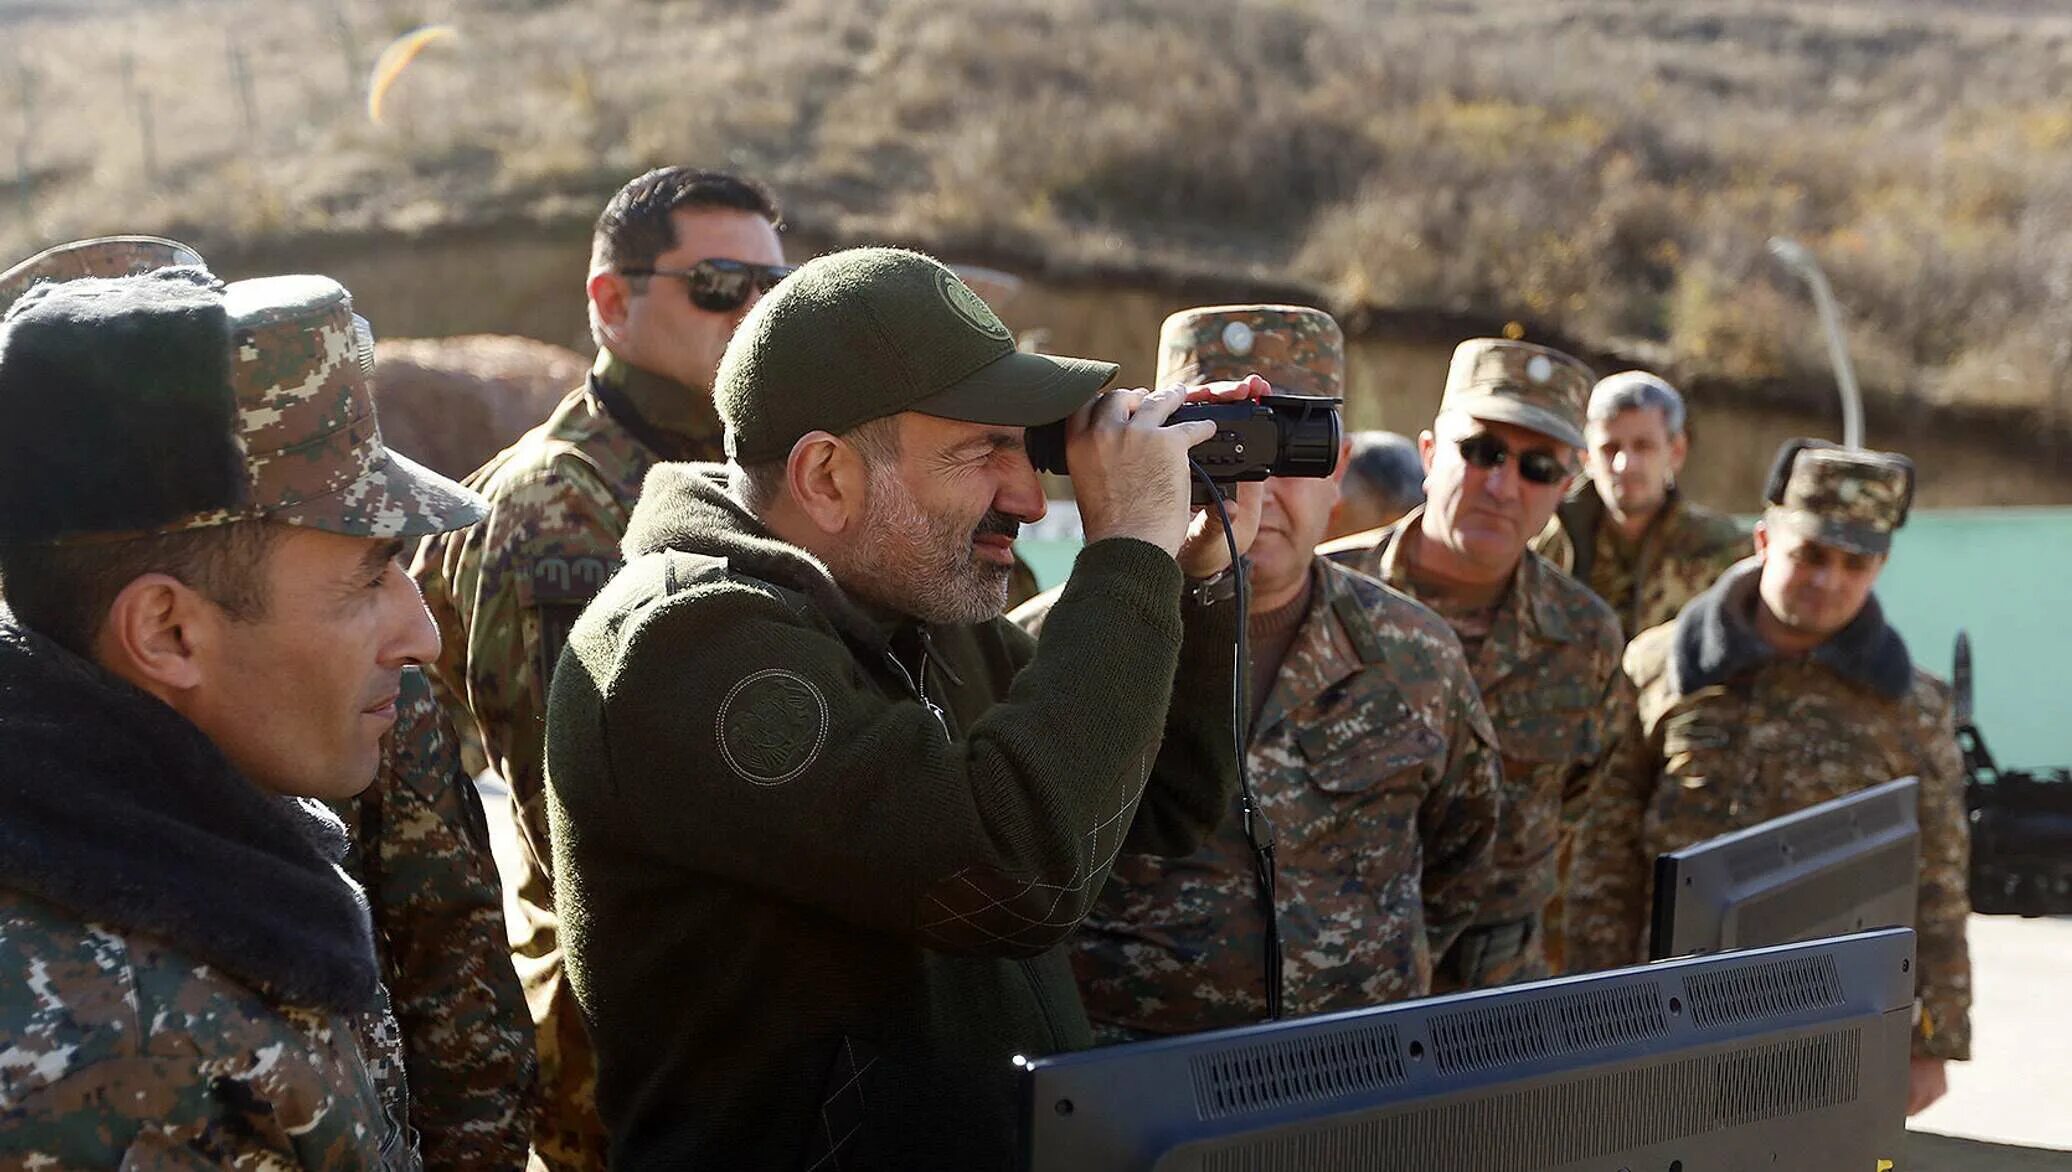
[[1061, 537, 1184, 645]]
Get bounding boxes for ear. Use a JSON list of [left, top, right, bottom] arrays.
[[1417, 429, 1437, 474], [94, 573, 212, 696], [1668, 429, 1691, 476], [1752, 518, 1771, 559], [786, 431, 873, 536], [586, 270, 635, 347], [1329, 435, 1352, 488]]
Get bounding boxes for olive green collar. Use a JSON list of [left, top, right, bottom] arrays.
[[590, 348, 722, 459]]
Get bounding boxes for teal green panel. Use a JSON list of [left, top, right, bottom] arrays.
[[1874, 508, 2072, 770]]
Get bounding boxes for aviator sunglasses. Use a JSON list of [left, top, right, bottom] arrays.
[[619, 258, 798, 313], [1456, 431, 1571, 486]]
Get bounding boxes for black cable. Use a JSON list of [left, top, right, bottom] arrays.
[[1189, 459, 1283, 1021]]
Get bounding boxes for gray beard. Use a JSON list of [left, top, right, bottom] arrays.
[[838, 470, 1011, 626]]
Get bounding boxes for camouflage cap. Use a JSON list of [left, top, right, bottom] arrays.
[[1762, 438, 1915, 556], [1154, 304, 1342, 397], [1439, 339, 1593, 449], [0, 269, 486, 543], [0, 235, 208, 317]]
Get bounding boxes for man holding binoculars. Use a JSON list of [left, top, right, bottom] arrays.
[[545, 247, 1289, 1170]]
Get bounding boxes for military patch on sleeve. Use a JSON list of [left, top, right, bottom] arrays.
[[716, 669, 830, 786], [529, 555, 619, 603]]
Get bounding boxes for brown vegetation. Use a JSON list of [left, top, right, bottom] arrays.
[[6, 0, 2072, 434]]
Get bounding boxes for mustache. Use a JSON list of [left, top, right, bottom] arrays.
[[972, 511, 1022, 541]]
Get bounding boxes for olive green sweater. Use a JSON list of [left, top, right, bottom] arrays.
[[546, 465, 1238, 1171]]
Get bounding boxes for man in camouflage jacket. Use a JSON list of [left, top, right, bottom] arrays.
[[0, 266, 485, 1165], [5, 236, 535, 1169], [1322, 339, 1630, 988], [1021, 306, 1500, 1035], [411, 168, 785, 1168], [1531, 370, 1748, 637], [336, 670, 537, 1169], [1565, 438, 1971, 1116]]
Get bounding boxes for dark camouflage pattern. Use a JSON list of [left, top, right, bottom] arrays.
[[1035, 560, 1500, 1033], [413, 350, 725, 1170], [1534, 491, 1751, 638], [1156, 304, 1342, 396], [1769, 444, 1915, 556], [0, 234, 205, 316], [1440, 338, 1594, 449], [1320, 507, 1630, 988], [0, 887, 412, 1168], [1564, 583, 1972, 1060], [332, 667, 537, 1169]]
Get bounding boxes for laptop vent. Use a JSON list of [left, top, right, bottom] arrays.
[[1196, 1027, 1862, 1172], [1428, 979, 1668, 1076], [1189, 1024, 1406, 1121], [1683, 954, 1844, 1029]]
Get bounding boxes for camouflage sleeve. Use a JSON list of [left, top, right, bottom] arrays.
[[1419, 673, 1502, 958], [367, 670, 538, 1167], [412, 455, 628, 813], [1563, 640, 1635, 834], [1562, 666, 1655, 973], [1909, 680, 1973, 1061]]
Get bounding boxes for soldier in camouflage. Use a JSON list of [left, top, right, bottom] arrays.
[[1320, 339, 1630, 989], [6, 236, 537, 1168], [1020, 306, 1501, 1036], [411, 167, 787, 1169], [336, 670, 538, 1170], [1565, 437, 1971, 1116], [1530, 371, 1749, 637], [0, 265, 486, 1165]]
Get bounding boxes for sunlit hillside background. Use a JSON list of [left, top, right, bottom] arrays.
[[8, 0, 2072, 442]]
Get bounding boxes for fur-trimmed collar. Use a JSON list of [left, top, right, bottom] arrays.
[[1671, 559, 1913, 700], [0, 618, 379, 1013], [624, 462, 893, 654]]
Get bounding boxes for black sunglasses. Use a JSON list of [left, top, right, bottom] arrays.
[[620, 258, 797, 313], [1456, 432, 1571, 486]]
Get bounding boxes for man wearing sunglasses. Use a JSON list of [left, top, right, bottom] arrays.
[[1322, 338, 1630, 990], [1565, 439, 1970, 1117], [412, 165, 786, 1170]]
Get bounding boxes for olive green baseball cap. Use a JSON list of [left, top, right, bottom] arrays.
[[715, 247, 1118, 463]]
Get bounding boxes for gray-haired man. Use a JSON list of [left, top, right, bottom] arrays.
[[1532, 371, 1748, 637]]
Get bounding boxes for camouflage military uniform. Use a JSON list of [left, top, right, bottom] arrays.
[[1565, 443, 1970, 1061], [1533, 488, 1749, 638], [0, 269, 486, 1168], [332, 667, 538, 1170], [1323, 516, 1628, 987], [412, 348, 724, 1168], [1058, 558, 1501, 1034]]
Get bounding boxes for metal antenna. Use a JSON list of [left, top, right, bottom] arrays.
[[1768, 237, 1864, 450]]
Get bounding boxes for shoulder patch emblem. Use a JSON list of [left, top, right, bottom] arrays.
[[716, 669, 829, 786], [529, 554, 619, 604]]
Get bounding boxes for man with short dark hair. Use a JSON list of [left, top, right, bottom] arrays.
[[1532, 370, 1748, 636], [1322, 339, 1630, 988], [0, 267, 485, 1165], [1327, 429, 1425, 539], [2, 236, 536, 1170], [1565, 438, 1971, 1116], [548, 247, 1257, 1169], [412, 165, 786, 1167]]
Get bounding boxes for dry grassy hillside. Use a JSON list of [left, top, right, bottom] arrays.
[[8, 0, 2072, 435]]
